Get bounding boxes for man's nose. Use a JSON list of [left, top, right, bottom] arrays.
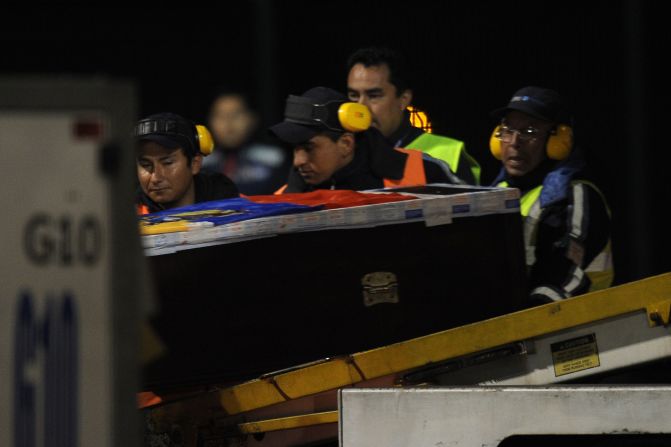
[[293, 149, 307, 167], [508, 130, 521, 146], [150, 164, 165, 181]]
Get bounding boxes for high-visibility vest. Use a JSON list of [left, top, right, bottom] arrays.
[[499, 180, 614, 293], [382, 148, 426, 188], [406, 133, 481, 185]]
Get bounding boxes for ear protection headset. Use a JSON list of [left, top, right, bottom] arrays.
[[134, 117, 214, 156], [284, 95, 372, 133], [489, 123, 573, 161]]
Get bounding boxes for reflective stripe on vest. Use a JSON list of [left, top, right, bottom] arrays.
[[274, 183, 289, 195], [497, 181, 542, 217], [137, 204, 150, 215], [383, 148, 427, 188], [407, 133, 481, 185], [498, 180, 613, 293], [498, 182, 542, 267], [571, 181, 614, 292], [585, 247, 614, 291]]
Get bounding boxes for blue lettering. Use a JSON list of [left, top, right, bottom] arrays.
[[13, 290, 78, 447]]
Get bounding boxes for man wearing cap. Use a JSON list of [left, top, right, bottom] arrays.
[[490, 86, 613, 304], [270, 86, 461, 193], [135, 112, 238, 214], [346, 46, 481, 185]]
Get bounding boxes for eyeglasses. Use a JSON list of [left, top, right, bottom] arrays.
[[496, 124, 545, 143]]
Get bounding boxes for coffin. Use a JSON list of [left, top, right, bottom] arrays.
[[142, 185, 528, 391]]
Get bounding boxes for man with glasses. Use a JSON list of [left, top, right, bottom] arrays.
[[490, 86, 613, 304]]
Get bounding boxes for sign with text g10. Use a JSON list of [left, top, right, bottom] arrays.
[[0, 81, 141, 447]]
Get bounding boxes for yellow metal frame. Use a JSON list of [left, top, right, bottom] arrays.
[[238, 411, 339, 434], [219, 273, 671, 415]]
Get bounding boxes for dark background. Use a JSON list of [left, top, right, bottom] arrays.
[[2, 1, 668, 285]]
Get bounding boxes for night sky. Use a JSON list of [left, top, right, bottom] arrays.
[[2, 1, 668, 283]]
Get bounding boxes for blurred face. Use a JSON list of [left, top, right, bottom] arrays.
[[499, 111, 553, 177], [347, 63, 411, 138], [292, 134, 354, 185], [208, 95, 256, 149], [137, 141, 202, 209]]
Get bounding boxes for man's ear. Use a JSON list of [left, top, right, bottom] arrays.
[[191, 153, 203, 175], [337, 133, 356, 159], [400, 89, 413, 110]]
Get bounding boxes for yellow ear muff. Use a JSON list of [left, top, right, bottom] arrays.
[[195, 124, 214, 156], [338, 102, 372, 132], [489, 125, 503, 160], [546, 124, 573, 160]]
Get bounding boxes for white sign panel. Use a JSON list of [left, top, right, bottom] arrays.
[[0, 111, 117, 447]]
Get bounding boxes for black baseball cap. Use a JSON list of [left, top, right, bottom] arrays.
[[492, 86, 570, 123], [135, 112, 197, 155], [269, 86, 347, 145]]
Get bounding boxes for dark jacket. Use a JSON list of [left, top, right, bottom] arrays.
[[201, 142, 291, 196], [137, 171, 239, 214], [492, 148, 612, 304], [284, 128, 458, 193]]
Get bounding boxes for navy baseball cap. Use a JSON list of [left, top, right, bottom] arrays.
[[269, 86, 347, 145], [135, 112, 197, 155], [492, 86, 570, 123]]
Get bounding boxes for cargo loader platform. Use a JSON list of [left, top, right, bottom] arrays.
[[142, 272, 671, 446]]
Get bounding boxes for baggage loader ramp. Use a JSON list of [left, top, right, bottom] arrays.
[[143, 272, 671, 446]]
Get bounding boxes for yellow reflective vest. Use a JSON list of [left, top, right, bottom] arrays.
[[499, 180, 614, 297]]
